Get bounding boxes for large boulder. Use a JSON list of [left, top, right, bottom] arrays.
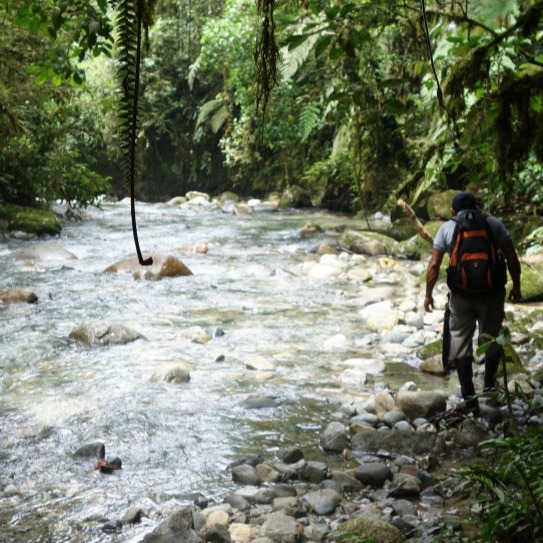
[[518, 256, 543, 301], [104, 253, 192, 280], [426, 190, 457, 220], [340, 230, 401, 257], [0, 204, 62, 236]]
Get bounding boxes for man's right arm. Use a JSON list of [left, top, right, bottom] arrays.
[[501, 238, 522, 302]]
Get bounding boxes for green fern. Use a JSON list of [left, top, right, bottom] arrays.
[[298, 103, 320, 142], [114, 0, 157, 265], [195, 97, 229, 134]]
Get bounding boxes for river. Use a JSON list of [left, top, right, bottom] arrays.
[[0, 198, 443, 542]]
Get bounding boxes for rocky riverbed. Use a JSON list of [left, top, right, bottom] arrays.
[[1, 191, 543, 543]]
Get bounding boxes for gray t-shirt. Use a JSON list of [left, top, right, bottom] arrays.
[[433, 210, 511, 254]]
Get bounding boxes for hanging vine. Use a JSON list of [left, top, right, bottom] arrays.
[[114, 0, 156, 265], [254, 0, 280, 118]]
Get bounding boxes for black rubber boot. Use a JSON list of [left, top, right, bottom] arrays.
[[455, 357, 479, 411]]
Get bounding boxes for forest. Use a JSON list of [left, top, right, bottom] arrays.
[[1, 0, 543, 217]]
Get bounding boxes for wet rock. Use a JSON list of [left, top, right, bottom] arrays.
[[391, 498, 418, 517], [150, 364, 191, 384], [121, 506, 146, 524], [320, 421, 349, 452], [256, 462, 281, 483], [383, 411, 407, 428], [104, 253, 192, 280], [253, 484, 297, 505], [338, 516, 405, 543], [300, 460, 328, 483], [238, 395, 279, 409], [330, 470, 363, 493], [69, 320, 145, 346], [229, 523, 253, 543], [223, 494, 251, 512], [142, 507, 200, 543], [8, 242, 77, 262], [245, 356, 276, 372], [389, 473, 422, 498], [260, 511, 298, 543], [302, 488, 342, 515], [359, 300, 400, 331], [204, 522, 231, 543], [73, 442, 105, 459], [231, 464, 261, 486], [351, 429, 445, 456], [272, 496, 306, 517], [396, 389, 447, 420], [452, 419, 490, 448], [354, 462, 392, 487], [279, 447, 304, 464], [0, 288, 38, 304]]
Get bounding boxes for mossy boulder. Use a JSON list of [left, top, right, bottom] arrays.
[[340, 229, 401, 257], [0, 204, 62, 236], [279, 185, 313, 208], [426, 190, 457, 220], [517, 259, 543, 302], [335, 517, 404, 543]]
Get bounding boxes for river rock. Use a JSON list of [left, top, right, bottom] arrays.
[[359, 300, 400, 331], [142, 507, 200, 543], [229, 523, 253, 543], [396, 389, 447, 420], [389, 472, 422, 498], [302, 488, 342, 515], [272, 496, 306, 518], [260, 511, 298, 543], [69, 320, 146, 346], [340, 230, 400, 257], [231, 464, 261, 486], [203, 522, 230, 543], [354, 462, 392, 487], [351, 430, 445, 456], [8, 242, 77, 262], [320, 421, 349, 452], [0, 288, 38, 304], [150, 365, 191, 384], [427, 190, 457, 220], [300, 460, 328, 483], [339, 516, 405, 543], [104, 253, 192, 280], [238, 395, 279, 409]]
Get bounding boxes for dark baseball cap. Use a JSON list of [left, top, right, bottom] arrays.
[[451, 191, 477, 211]]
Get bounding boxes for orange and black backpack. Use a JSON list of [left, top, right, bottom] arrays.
[[446, 211, 507, 293]]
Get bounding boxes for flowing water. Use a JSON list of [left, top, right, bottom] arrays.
[[0, 200, 441, 542]]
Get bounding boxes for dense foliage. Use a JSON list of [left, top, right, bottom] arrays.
[[1, 0, 543, 213]]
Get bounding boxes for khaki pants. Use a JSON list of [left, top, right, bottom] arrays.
[[448, 288, 505, 397]]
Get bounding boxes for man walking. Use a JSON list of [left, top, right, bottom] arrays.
[[424, 191, 522, 412]]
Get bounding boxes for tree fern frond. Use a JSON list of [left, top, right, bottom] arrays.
[[113, 0, 157, 266], [195, 98, 225, 129], [299, 103, 320, 142], [210, 105, 229, 134]]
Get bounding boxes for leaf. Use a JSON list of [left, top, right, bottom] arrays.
[[503, 344, 524, 372], [299, 103, 320, 142], [314, 35, 332, 59]]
